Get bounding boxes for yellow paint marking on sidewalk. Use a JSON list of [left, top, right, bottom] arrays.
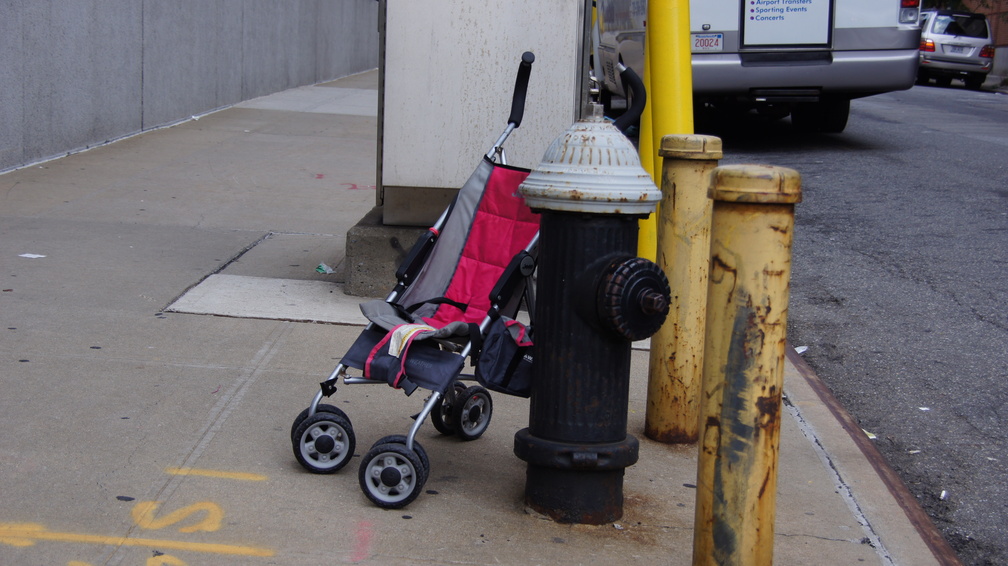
[[131, 501, 223, 533], [165, 467, 268, 481], [0, 522, 274, 557]]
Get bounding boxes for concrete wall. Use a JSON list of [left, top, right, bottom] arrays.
[[0, 0, 379, 172]]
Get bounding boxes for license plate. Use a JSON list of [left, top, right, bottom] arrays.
[[947, 45, 966, 54], [692, 33, 723, 52]]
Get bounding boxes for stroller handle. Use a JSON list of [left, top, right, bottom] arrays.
[[507, 51, 535, 128]]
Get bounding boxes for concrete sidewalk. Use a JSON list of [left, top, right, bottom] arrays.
[[0, 70, 956, 565]]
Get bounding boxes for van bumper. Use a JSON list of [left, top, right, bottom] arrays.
[[692, 49, 920, 98]]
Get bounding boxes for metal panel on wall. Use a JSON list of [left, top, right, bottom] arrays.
[[379, 0, 588, 225]]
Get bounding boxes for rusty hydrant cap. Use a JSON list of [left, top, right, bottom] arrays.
[[519, 104, 660, 215], [708, 164, 802, 204]]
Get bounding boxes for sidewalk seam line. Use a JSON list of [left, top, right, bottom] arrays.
[[783, 393, 896, 565], [103, 321, 292, 562]]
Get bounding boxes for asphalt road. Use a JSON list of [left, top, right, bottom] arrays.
[[696, 84, 1008, 565]]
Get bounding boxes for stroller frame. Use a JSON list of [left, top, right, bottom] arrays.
[[290, 53, 539, 509]]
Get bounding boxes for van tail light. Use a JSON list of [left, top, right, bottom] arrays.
[[980, 45, 995, 59], [900, 0, 920, 24], [921, 39, 935, 52]]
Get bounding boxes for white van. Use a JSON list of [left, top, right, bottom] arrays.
[[595, 0, 922, 132]]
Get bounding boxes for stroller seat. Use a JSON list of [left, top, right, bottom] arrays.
[[343, 158, 539, 396]]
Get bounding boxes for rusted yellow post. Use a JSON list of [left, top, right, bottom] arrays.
[[645, 134, 722, 444], [692, 165, 801, 566]]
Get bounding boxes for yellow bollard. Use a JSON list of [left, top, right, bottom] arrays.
[[645, 134, 722, 444], [637, 35, 657, 261], [692, 165, 801, 566], [638, 0, 694, 260], [647, 0, 694, 140]]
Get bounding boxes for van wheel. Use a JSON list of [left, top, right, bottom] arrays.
[[820, 99, 850, 134], [791, 99, 849, 134]]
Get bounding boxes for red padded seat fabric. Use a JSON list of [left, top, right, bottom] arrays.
[[423, 165, 539, 327]]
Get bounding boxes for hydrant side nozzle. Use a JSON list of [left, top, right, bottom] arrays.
[[639, 290, 668, 316], [597, 257, 671, 342]]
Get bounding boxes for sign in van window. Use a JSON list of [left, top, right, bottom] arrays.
[[742, 0, 833, 47]]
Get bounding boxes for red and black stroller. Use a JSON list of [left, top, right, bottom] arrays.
[[290, 53, 540, 509]]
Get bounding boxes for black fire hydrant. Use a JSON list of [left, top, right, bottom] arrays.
[[513, 104, 670, 524]]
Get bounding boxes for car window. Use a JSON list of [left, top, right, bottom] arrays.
[[959, 17, 989, 38], [933, 15, 989, 39]]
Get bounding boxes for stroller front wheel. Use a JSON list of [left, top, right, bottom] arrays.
[[453, 386, 493, 441], [372, 435, 430, 480], [293, 412, 356, 474], [359, 442, 427, 509], [290, 403, 349, 445]]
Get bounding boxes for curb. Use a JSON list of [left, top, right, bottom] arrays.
[[785, 348, 963, 566]]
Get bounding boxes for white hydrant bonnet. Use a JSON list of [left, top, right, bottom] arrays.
[[519, 104, 661, 215]]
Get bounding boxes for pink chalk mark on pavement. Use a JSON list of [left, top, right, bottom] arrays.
[[352, 520, 374, 562]]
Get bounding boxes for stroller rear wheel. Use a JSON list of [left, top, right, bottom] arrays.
[[359, 442, 427, 509], [452, 386, 493, 441], [293, 411, 356, 474], [431, 381, 468, 435]]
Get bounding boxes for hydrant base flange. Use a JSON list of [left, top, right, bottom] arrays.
[[515, 429, 639, 525], [513, 428, 639, 471]]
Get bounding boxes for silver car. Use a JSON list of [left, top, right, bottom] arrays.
[[918, 10, 994, 90]]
